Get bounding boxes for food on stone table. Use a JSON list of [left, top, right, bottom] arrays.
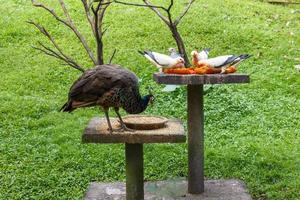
[[193, 67, 206, 74], [191, 49, 252, 74], [123, 115, 168, 130], [225, 66, 237, 74], [164, 68, 196, 74], [194, 66, 220, 74], [162, 65, 237, 75]]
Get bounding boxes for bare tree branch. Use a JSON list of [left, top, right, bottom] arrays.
[[58, 0, 72, 21], [174, 0, 195, 26], [102, 26, 109, 36], [109, 49, 117, 64], [31, 0, 97, 65], [91, 0, 113, 65], [28, 20, 85, 72], [33, 43, 85, 72], [143, 0, 170, 25], [31, 0, 69, 26], [92, 2, 103, 65], [114, 0, 169, 24], [115, 0, 193, 66], [36, 42, 76, 67], [81, 0, 96, 35], [114, 0, 166, 10]]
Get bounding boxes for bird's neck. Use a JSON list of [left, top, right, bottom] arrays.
[[122, 92, 150, 114], [192, 54, 199, 66]]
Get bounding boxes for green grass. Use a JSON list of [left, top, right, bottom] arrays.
[[0, 0, 300, 199]]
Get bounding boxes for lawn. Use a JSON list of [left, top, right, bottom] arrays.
[[0, 0, 299, 199]]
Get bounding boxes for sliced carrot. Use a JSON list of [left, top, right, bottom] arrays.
[[225, 66, 237, 74], [164, 68, 196, 74], [194, 67, 206, 74]]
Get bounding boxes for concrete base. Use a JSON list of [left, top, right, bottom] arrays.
[[84, 179, 252, 200]]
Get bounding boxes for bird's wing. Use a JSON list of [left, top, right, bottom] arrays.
[[205, 55, 238, 67], [170, 52, 182, 59], [198, 51, 207, 60], [153, 52, 175, 66], [197, 48, 211, 60], [68, 65, 137, 102], [145, 51, 173, 67], [204, 48, 211, 54], [231, 54, 252, 67]]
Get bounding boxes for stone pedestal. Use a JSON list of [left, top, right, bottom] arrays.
[[84, 179, 252, 200], [83, 117, 186, 200], [153, 73, 250, 194]]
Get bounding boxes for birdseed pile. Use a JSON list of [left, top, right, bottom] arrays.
[[123, 115, 168, 130]]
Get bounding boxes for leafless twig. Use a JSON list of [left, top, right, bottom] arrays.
[[28, 21, 85, 72], [31, 0, 97, 65], [81, 0, 96, 35], [115, 0, 196, 66], [92, 1, 103, 65], [33, 42, 85, 72], [91, 0, 113, 65], [174, 0, 195, 26], [109, 49, 117, 64]]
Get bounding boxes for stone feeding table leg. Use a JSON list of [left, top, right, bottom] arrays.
[[187, 85, 204, 194], [125, 143, 144, 200]]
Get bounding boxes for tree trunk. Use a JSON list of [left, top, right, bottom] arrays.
[[96, 37, 104, 65], [169, 25, 190, 67]]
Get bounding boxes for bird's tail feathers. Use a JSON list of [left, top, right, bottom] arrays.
[[138, 50, 146, 56], [204, 48, 211, 53], [231, 54, 252, 67], [138, 50, 153, 56], [239, 54, 252, 60], [60, 101, 74, 113]]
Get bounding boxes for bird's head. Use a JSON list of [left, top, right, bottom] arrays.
[[148, 95, 155, 105], [143, 94, 155, 106], [174, 57, 185, 68], [144, 87, 155, 105], [168, 47, 177, 53], [191, 50, 199, 57], [176, 57, 185, 64], [191, 50, 199, 65]]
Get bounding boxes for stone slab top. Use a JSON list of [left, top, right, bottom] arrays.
[[82, 117, 186, 144], [153, 73, 250, 85], [84, 179, 252, 200]]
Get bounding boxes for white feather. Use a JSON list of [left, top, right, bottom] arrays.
[[201, 55, 234, 67], [142, 51, 184, 69], [144, 54, 161, 68], [162, 85, 181, 92], [151, 52, 177, 67], [198, 50, 209, 60]]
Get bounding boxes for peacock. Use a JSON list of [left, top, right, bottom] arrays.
[[60, 64, 154, 133]]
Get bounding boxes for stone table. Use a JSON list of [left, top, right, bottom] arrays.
[[85, 179, 252, 200], [83, 117, 185, 200], [153, 73, 250, 194]]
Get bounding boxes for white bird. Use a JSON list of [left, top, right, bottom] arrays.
[[162, 48, 182, 92], [139, 50, 185, 72], [162, 85, 180, 92], [198, 48, 211, 60], [191, 50, 251, 73], [168, 48, 182, 59]]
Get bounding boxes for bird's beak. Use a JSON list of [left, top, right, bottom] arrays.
[[150, 97, 155, 105]]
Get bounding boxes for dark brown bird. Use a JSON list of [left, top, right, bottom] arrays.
[[61, 64, 154, 133]]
